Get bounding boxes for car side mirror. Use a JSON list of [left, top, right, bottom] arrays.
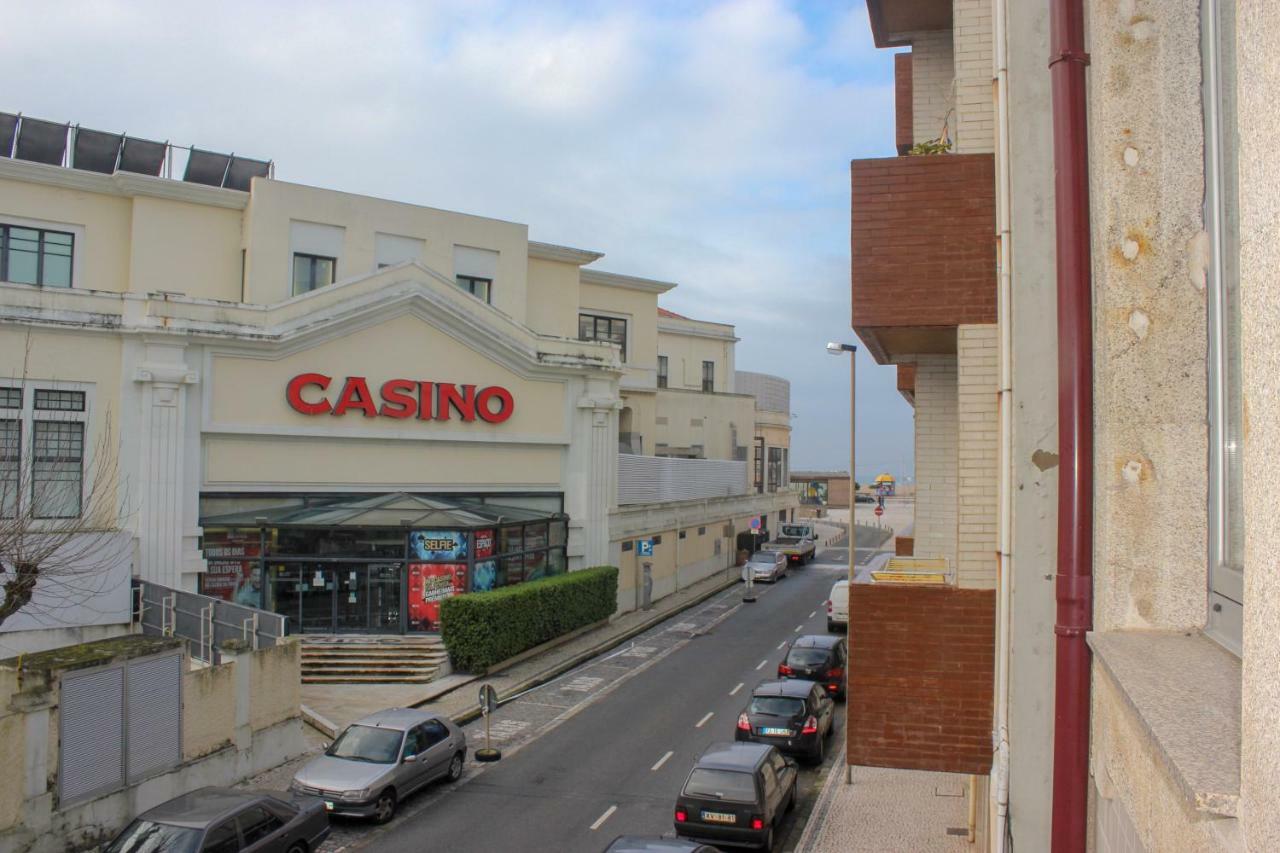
[[403, 753, 417, 763]]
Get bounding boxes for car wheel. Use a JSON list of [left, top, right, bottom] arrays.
[[758, 826, 775, 852], [285, 844, 308, 853], [446, 751, 465, 782], [372, 789, 397, 824], [786, 781, 797, 812], [812, 736, 825, 765]]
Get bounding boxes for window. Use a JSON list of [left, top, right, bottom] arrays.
[[579, 314, 627, 362], [1204, 0, 1242, 653], [698, 526, 706, 536], [1, 224, 73, 287], [421, 719, 449, 747], [657, 355, 668, 388], [292, 253, 336, 296], [456, 274, 492, 303], [702, 360, 715, 392], [679, 530, 687, 539], [202, 820, 239, 853], [236, 806, 282, 847], [0, 385, 89, 519], [622, 541, 633, 552]]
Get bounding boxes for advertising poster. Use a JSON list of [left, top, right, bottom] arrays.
[[409, 529, 468, 562], [801, 481, 829, 506], [200, 531, 263, 606], [407, 563, 468, 631], [472, 529, 498, 592]]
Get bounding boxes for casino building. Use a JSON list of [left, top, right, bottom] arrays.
[[0, 114, 797, 643]]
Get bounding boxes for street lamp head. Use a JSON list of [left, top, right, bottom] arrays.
[[826, 342, 856, 355]]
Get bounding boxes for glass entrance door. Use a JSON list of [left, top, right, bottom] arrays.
[[267, 562, 403, 634]]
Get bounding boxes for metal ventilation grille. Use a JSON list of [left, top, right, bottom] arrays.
[[59, 665, 125, 805], [126, 652, 183, 782]]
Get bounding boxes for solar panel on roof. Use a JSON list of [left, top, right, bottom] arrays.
[[0, 113, 17, 157], [183, 148, 231, 187], [71, 127, 123, 174], [118, 136, 166, 176], [14, 117, 68, 165], [223, 155, 270, 191]]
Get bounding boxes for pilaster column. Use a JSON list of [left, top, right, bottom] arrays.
[[133, 342, 200, 588], [566, 375, 620, 569]]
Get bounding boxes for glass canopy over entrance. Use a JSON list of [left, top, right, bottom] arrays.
[[198, 492, 568, 635]]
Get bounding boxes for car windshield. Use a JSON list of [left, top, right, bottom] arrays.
[[683, 768, 758, 803], [749, 696, 806, 717], [780, 525, 810, 538], [327, 724, 404, 763], [748, 555, 775, 565], [104, 820, 202, 853], [787, 648, 831, 667]]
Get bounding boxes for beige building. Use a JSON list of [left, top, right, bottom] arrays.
[[0, 114, 796, 649], [844, 1, 1280, 852]]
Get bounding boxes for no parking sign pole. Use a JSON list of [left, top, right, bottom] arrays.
[[476, 684, 501, 762]]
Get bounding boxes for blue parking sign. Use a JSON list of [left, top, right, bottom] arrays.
[[638, 539, 654, 557]]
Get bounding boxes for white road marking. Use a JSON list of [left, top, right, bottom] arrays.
[[563, 676, 606, 692], [777, 640, 787, 649], [729, 682, 744, 696], [794, 624, 804, 632], [809, 610, 817, 618], [590, 805, 618, 830], [620, 645, 658, 658], [756, 659, 768, 670], [695, 712, 715, 728], [652, 750, 674, 771]]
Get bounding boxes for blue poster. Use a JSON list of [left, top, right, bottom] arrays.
[[472, 559, 499, 592], [409, 530, 468, 561]]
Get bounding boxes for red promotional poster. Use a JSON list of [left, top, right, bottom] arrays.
[[408, 563, 468, 632], [200, 531, 262, 606], [475, 529, 495, 559]]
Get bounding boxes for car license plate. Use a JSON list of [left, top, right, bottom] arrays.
[[761, 726, 791, 736], [702, 811, 737, 824], [324, 801, 334, 811]]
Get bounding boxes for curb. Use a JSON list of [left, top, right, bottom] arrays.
[[794, 755, 847, 853], [442, 573, 740, 726], [300, 704, 338, 739]]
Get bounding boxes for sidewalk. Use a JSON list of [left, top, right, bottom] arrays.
[[298, 565, 741, 736], [797, 761, 977, 852]]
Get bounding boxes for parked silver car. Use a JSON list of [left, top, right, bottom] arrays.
[[742, 551, 788, 583], [290, 708, 466, 823]]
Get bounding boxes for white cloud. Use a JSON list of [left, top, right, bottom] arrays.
[[1, 0, 912, 475]]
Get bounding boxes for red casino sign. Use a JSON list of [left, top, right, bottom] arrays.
[[286, 373, 514, 423]]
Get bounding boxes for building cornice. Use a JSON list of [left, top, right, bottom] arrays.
[[657, 318, 738, 342], [0, 157, 249, 210], [528, 241, 605, 265], [580, 269, 678, 294]]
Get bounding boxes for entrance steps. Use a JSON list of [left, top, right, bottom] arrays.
[[300, 635, 450, 684]]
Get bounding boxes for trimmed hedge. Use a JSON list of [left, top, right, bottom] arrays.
[[440, 566, 619, 673]]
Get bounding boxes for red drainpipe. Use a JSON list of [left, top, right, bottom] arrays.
[[1049, 0, 1094, 850]]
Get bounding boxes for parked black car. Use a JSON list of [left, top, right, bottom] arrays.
[[104, 787, 328, 853], [735, 679, 835, 764], [778, 634, 848, 700], [673, 742, 797, 852], [603, 837, 720, 852]]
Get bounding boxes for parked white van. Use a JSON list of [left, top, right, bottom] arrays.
[[825, 580, 849, 633]]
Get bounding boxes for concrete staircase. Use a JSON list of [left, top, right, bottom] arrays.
[[300, 635, 450, 684]]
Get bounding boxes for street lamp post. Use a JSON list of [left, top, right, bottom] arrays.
[[826, 342, 857, 584]]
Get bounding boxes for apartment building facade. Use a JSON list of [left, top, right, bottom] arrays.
[[850, 1, 1280, 851], [0, 114, 795, 652]]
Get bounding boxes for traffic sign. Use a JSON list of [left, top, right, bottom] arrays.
[[478, 683, 498, 715], [637, 539, 654, 557], [749, 517, 761, 530], [874, 506, 884, 518]]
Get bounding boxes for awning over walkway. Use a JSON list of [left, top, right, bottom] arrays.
[[200, 492, 563, 530]]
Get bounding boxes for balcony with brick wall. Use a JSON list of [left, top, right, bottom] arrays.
[[850, 153, 996, 364]]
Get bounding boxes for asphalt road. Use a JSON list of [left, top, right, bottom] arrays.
[[341, 549, 853, 853]]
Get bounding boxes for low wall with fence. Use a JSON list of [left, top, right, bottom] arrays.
[[0, 634, 306, 852], [617, 454, 749, 505], [134, 579, 287, 664]]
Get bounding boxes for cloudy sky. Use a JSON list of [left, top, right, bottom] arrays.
[[3, 0, 914, 480]]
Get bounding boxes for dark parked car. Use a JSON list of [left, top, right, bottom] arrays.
[[854, 493, 877, 504], [778, 634, 848, 700], [104, 787, 328, 853], [603, 837, 719, 852], [673, 742, 797, 852], [735, 680, 835, 764]]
